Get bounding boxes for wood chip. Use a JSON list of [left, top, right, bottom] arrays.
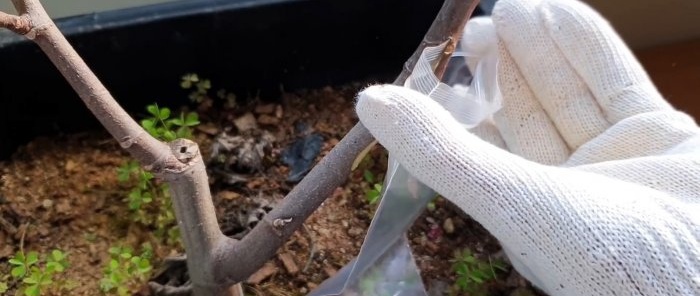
[[195, 123, 220, 135], [277, 252, 299, 275], [323, 266, 337, 277], [64, 159, 77, 172], [257, 114, 280, 125], [275, 105, 284, 118], [233, 112, 258, 132], [217, 190, 240, 201], [246, 262, 278, 284], [254, 104, 276, 114], [0, 244, 13, 258]]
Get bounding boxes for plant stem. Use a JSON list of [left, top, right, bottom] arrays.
[[213, 0, 481, 287]]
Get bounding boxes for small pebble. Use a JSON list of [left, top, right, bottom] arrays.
[[348, 227, 363, 237], [443, 218, 455, 234], [42, 199, 54, 209], [258, 114, 280, 125], [233, 112, 258, 132], [427, 224, 443, 241]]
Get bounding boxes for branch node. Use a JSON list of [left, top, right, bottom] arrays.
[[272, 217, 293, 228], [23, 18, 53, 40], [169, 139, 199, 164]]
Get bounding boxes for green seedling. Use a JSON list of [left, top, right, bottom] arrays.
[[100, 245, 153, 296], [363, 170, 383, 205], [8, 249, 70, 296], [141, 103, 200, 142], [181, 73, 237, 109], [116, 103, 200, 246], [450, 249, 507, 295]]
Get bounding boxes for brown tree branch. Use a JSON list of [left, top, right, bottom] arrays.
[[215, 0, 480, 286], [1, 0, 480, 294]]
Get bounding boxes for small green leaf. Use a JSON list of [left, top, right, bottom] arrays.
[[109, 259, 119, 270], [426, 201, 436, 211], [181, 73, 198, 89], [0, 282, 7, 293], [184, 112, 200, 126], [363, 170, 374, 183], [23, 274, 39, 284], [197, 79, 211, 92], [120, 252, 132, 260], [47, 261, 64, 273], [11, 266, 26, 278], [366, 190, 380, 204], [117, 165, 132, 182], [176, 127, 191, 139], [26, 252, 38, 265], [142, 192, 153, 203], [170, 117, 184, 127], [146, 105, 159, 117], [163, 130, 176, 141], [24, 284, 40, 296], [159, 107, 171, 120], [141, 118, 155, 129]]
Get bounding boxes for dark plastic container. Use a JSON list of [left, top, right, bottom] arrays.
[[0, 0, 490, 158]]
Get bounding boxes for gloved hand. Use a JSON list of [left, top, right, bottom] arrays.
[[355, 0, 700, 295]]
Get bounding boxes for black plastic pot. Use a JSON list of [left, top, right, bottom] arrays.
[[0, 0, 490, 158]]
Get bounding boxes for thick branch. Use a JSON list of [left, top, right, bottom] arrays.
[[215, 0, 480, 285]]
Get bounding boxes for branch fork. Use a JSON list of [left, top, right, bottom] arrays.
[[0, 0, 480, 295]]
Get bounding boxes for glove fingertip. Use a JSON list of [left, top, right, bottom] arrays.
[[356, 84, 422, 116], [461, 16, 498, 60]]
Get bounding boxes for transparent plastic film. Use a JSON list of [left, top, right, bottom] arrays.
[[310, 35, 501, 296]]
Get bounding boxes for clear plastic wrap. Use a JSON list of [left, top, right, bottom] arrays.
[[309, 36, 501, 296]]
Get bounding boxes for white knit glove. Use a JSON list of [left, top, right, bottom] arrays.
[[355, 0, 700, 295]]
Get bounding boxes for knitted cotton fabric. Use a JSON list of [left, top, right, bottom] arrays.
[[355, 0, 700, 295]]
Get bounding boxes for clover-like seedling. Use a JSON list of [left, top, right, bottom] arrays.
[[363, 170, 383, 205], [8, 249, 69, 296], [100, 245, 153, 296], [451, 249, 507, 295]]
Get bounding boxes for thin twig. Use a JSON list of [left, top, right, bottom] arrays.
[[0, 11, 30, 34], [0, 214, 18, 235], [302, 224, 317, 273], [18, 222, 29, 254]]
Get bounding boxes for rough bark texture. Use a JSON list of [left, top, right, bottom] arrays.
[[0, 0, 480, 294]]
